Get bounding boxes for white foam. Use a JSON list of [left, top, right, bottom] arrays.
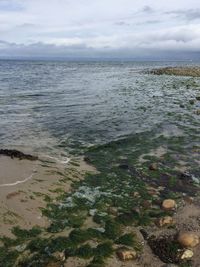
[[42, 154, 70, 164], [0, 172, 35, 187]]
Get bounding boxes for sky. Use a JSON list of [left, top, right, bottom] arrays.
[[0, 0, 200, 59]]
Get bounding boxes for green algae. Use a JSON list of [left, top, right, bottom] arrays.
[[115, 233, 141, 249]]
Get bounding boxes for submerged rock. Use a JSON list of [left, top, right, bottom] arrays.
[[149, 163, 158, 171], [189, 99, 195, 105], [117, 248, 137, 261], [162, 199, 177, 211], [178, 232, 199, 248]]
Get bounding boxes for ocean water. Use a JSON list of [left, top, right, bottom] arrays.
[[0, 60, 200, 159]]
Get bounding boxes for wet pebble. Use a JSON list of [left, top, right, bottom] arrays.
[[178, 232, 199, 248], [162, 199, 177, 211]]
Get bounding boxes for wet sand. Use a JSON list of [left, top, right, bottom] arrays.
[[0, 154, 95, 237]]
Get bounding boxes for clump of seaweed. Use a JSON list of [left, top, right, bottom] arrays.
[[148, 234, 182, 263]]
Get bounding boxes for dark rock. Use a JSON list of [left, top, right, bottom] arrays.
[[140, 229, 149, 240], [118, 164, 129, 170], [196, 96, 200, 101], [189, 99, 195, 105], [84, 156, 91, 163], [0, 149, 38, 161]]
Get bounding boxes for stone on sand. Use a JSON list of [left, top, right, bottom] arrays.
[[179, 249, 194, 260], [117, 248, 137, 261], [157, 216, 174, 227], [178, 232, 199, 248], [162, 199, 177, 211]]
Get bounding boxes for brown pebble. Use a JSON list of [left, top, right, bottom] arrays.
[[162, 199, 177, 211], [117, 248, 137, 261], [178, 232, 199, 248], [157, 216, 174, 227]]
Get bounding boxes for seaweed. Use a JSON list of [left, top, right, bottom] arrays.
[[11, 226, 42, 240]]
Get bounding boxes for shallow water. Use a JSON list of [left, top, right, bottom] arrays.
[[0, 60, 200, 159]]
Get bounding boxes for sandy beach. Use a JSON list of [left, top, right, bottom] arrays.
[[0, 147, 200, 267]]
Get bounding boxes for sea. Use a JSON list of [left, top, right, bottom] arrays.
[[0, 60, 200, 162]]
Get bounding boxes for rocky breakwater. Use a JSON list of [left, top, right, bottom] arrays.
[[148, 66, 200, 77]]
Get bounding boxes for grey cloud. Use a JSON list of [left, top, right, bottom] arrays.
[[166, 9, 200, 21], [141, 5, 154, 13], [16, 23, 37, 29], [0, 39, 199, 60], [115, 21, 130, 26]]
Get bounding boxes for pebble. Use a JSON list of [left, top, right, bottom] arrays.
[[149, 163, 158, 171], [52, 251, 65, 261], [162, 199, 177, 211], [178, 232, 199, 248], [157, 216, 174, 227], [117, 248, 137, 261], [179, 249, 194, 260]]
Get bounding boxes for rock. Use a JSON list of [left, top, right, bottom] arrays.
[[118, 164, 129, 169], [157, 216, 174, 227], [178, 232, 199, 248], [189, 99, 195, 105], [140, 229, 149, 240], [117, 248, 137, 261], [195, 109, 200, 115], [180, 104, 185, 108], [162, 199, 177, 211], [52, 251, 65, 262], [196, 96, 200, 101], [0, 149, 38, 160], [149, 163, 158, 171], [179, 249, 194, 260], [132, 191, 140, 197]]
